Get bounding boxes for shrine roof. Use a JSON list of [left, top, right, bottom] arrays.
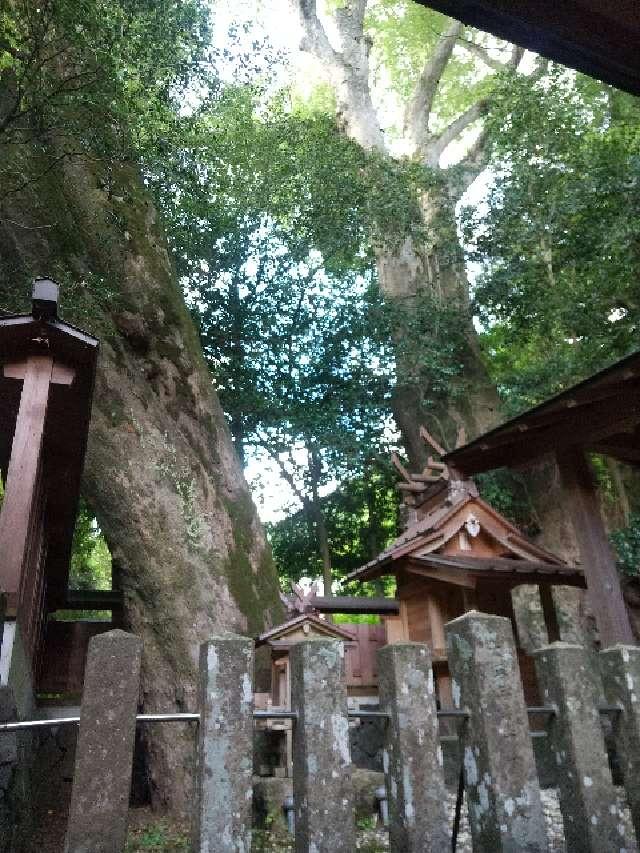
[[415, 0, 640, 97], [445, 349, 640, 477], [256, 613, 356, 646], [346, 481, 581, 586], [0, 283, 98, 608]]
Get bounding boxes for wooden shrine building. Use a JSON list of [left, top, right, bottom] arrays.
[[345, 452, 585, 706], [256, 586, 385, 710], [254, 586, 385, 776], [0, 281, 99, 712], [445, 349, 640, 648], [258, 611, 359, 710]]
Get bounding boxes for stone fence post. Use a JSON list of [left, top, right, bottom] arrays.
[[600, 644, 640, 843], [0, 686, 18, 853], [192, 636, 254, 853], [534, 642, 627, 851], [65, 629, 142, 853], [377, 643, 448, 852], [446, 611, 547, 853], [290, 639, 356, 853]]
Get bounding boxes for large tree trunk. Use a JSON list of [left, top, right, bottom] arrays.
[[377, 186, 501, 464], [0, 149, 283, 814]]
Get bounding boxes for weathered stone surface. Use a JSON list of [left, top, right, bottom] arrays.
[[446, 611, 547, 852], [252, 769, 384, 832], [290, 640, 356, 853], [0, 686, 18, 853], [600, 644, 640, 844], [377, 643, 448, 852], [349, 713, 384, 772], [253, 776, 291, 831], [65, 630, 142, 853], [534, 642, 626, 851], [192, 636, 254, 853], [0, 140, 284, 816], [350, 768, 384, 822]]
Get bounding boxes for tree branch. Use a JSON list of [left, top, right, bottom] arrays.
[[291, 0, 384, 151], [458, 37, 504, 71], [257, 430, 308, 508], [439, 43, 525, 187], [427, 97, 488, 166], [296, 0, 341, 66], [404, 20, 463, 151]]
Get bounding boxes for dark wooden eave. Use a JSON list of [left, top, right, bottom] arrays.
[[415, 0, 640, 97], [408, 554, 586, 588], [0, 312, 98, 609], [309, 596, 400, 615], [445, 349, 640, 477]]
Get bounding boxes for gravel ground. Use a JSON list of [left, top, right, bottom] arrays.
[[251, 788, 639, 853], [30, 786, 640, 852]]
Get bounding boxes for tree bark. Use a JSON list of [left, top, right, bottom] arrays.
[[308, 447, 332, 594], [378, 187, 501, 463], [0, 148, 283, 814]]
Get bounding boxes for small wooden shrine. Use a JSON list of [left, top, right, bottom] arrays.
[[346, 432, 586, 706], [0, 281, 99, 710], [256, 585, 384, 710], [254, 585, 385, 776]]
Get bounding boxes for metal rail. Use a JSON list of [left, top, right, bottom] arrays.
[[437, 708, 469, 719], [0, 702, 622, 734], [0, 710, 294, 732]]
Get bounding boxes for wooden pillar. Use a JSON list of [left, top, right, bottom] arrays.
[[462, 586, 477, 612], [0, 356, 53, 612], [556, 446, 634, 646], [426, 594, 445, 656], [539, 584, 561, 643]]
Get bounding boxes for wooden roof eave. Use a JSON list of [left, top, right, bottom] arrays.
[[255, 613, 357, 646], [407, 554, 586, 589], [445, 351, 640, 477], [415, 1, 640, 100]]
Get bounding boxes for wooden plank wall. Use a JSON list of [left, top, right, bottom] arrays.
[[37, 621, 114, 696], [344, 624, 385, 688]]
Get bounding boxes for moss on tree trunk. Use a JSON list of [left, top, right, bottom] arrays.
[[0, 147, 283, 814]]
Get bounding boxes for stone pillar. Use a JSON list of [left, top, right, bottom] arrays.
[[534, 642, 627, 851], [290, 640, 356, 853], [65, 629, 142, 853], [192, 636, 254, 853], [0, 686, 18, 853], [445, 612, 547, 853], [600, 644, 640, 843], [377, 643, 448, 852]]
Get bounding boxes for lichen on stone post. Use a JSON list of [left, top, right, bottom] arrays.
[[65, 629, 142, 853], [290, 639, 356, 853], [534, 641, 627, 851], [377, 642, 448, 852], [600, 644, 640, 844], [192, 635, 254, 853], [446, 611, 547, 853]]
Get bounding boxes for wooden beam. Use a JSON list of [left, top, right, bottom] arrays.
[[309, 595, 400, 614], [406, 564, 476, 589], [462, 588, 477, 612], [419, 426, 446, 457], [0, 356, 53, 610], [556, 446, 634, 647], [427, 594, 445, 655], [451, 388, 640, 476], [4, 360, 75, 385], [65, 590, 123, 609], [539, 584, 560, 643], [390, 452, 412, 483]]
